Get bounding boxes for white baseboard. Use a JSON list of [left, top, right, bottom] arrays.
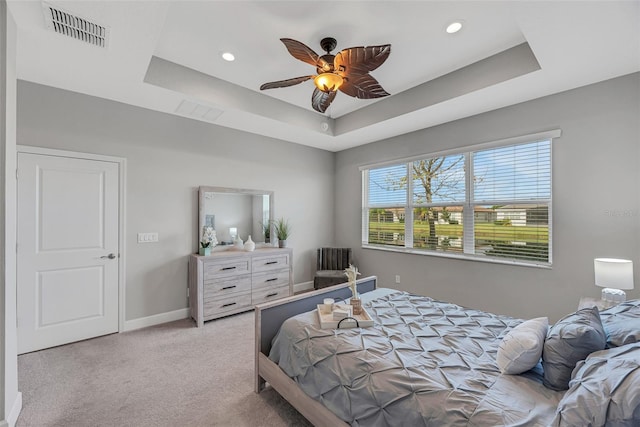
[[294, 281, 314, 294], [4, 392, 22, 427], [124, 308, 190, 332]]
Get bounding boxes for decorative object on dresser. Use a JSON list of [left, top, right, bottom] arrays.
[[233, 234, 244, 250], [272, 217, 291, 248], [188, 248, 293, 327], [199, 226, 217, 256], [244, 235, 256, 252], [594, 258, 634, 307]]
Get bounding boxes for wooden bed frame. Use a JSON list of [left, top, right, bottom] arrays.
[[254, 276, 378, 427]]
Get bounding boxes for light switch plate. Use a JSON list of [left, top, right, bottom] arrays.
[[137, 232, 158, 243]]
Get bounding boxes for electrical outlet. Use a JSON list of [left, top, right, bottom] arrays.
[[395, 275, 401, 284]]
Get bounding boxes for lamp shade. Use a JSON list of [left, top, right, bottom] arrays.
[[594, 258, 634, 290]]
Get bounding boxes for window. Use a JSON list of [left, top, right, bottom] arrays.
[[361, 131, 556, 266]]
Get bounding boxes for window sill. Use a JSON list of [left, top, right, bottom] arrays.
[[361, 244, 552, 269]]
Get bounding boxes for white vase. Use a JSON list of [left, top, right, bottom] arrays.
[[244, 235, 255, 252], [233, 235, 244, 250]]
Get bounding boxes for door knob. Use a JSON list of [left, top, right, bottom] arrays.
[[100, 253, 116, 259]]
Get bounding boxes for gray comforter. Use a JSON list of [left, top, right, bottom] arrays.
[[269, 289, 563, 426]]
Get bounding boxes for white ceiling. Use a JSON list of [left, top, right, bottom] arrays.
[[8, 0, 640, 152]]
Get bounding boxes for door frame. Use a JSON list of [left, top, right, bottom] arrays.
[[17, 145, 127, 333]]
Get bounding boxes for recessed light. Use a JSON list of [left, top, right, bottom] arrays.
[[446, 22, 463, 34], [221, 52, 235, 62]]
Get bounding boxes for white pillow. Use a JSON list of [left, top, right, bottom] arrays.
[[497, 317, 548, 374]]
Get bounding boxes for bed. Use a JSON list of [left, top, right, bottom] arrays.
[[255, 276, 640, 426]]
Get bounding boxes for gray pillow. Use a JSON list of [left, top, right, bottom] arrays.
[[542, 306, 606, 390], [552, 342, 640, 426], [497, 317, 548, 374], [600, 299, 640, 348]]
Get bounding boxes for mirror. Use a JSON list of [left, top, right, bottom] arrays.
[[198, 186, 274, 247]]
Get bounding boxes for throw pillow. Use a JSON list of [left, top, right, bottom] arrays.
[[551, 342, 640, 426], [542, 306, 606, 390], [497, 317, 548, 374]]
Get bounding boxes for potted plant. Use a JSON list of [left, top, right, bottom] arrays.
[[199, 226, 217, 255], [273, 217, 291, 248]]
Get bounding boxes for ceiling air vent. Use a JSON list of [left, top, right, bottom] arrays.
[[175, 100, 224, 123], [42, 2, 110, 48]]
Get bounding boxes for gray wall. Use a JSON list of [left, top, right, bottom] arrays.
[[336, 72, 640, 322], [17, 81, 335, 321], [15, 73, 640, 326]]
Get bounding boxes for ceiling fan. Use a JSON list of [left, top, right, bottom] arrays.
[[260, 37, 391, 114]]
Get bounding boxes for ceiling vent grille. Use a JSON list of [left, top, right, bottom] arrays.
[[175, 100, 224, 123], [42, 2, 110, 48]]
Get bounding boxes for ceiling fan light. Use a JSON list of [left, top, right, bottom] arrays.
[[314, 73, 343, 92]]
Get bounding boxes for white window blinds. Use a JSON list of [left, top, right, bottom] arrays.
[[361, 133, 555, 266]]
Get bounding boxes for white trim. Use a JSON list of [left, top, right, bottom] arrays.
[[17, 145, 123, 164], [358, 129, 561, 171], [118, 159, 127, 332], [124, 308, 190, 332], [16, 145, 127, 332], [5, 392, 21, 427], [293, 280, 314, 294]]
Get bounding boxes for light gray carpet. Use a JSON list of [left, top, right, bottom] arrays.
[[17, 312, 313, 427]]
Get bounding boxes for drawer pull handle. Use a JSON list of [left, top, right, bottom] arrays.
[[222, 302, 237, 308], [266, 292, 278, 298], [221, 266, 237, 271], [221, 285, 237, 290], [265, 261, 278, 265], [266, 278, 278, 282]]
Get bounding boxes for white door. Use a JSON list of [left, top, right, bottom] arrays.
[[17, 152, 120, 354]]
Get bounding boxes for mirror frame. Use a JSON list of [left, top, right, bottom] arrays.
[[198, 186, 275, 246]]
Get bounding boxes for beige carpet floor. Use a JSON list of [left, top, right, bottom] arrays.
[[17, 311, 312, 427]]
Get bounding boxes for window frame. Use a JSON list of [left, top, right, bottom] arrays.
[[360, 130, 560, 268]]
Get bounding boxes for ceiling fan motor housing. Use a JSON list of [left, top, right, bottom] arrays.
[[320, 37, 337, 53], [317, 54, 335, 73]]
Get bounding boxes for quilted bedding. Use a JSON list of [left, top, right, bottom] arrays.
[[269, 289, 563, 426]]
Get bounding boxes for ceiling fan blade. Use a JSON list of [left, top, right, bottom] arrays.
[[260, 75, 314, 90], [334, 44, 391, 76], [339, 73, 390, 99], [280, 38, 327, 69], [311, 88, 337, 113]]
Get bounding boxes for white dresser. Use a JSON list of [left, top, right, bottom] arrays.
[[188, 248, 293, 327]]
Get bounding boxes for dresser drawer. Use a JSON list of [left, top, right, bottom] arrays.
[[252, 284, 290, 305], [203, 257, 250, 279], [252, 268, 290, 290], [203, 290, 252, 319], [203, 275, 251, 299], [252, 254, 290, 274]]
